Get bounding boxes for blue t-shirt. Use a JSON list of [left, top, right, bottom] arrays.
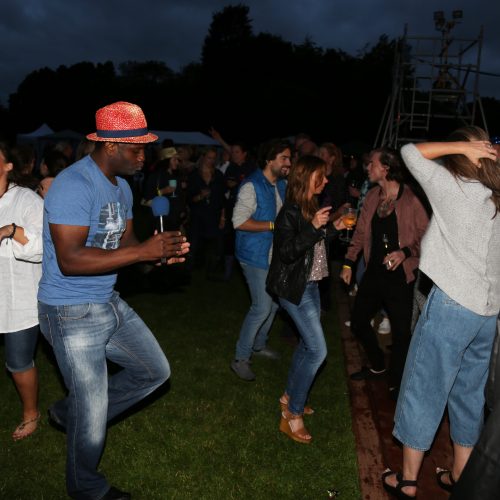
[[38, 155, 133, 305]]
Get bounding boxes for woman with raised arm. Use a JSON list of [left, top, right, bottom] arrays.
[[266, 155, 345, 444], [0, 143, 43, 440], [382, 126, 500, 499]]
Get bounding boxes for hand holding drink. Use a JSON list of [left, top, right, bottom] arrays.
[[340, 207, 357, 242], [342, 209, 357, 229]]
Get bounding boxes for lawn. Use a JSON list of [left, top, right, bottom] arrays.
[[0, 266, 360, 500]]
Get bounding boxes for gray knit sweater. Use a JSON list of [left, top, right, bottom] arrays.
[[401, 143, 500, 316]]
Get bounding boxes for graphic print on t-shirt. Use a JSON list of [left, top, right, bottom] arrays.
[[92, 202, 127, 250]]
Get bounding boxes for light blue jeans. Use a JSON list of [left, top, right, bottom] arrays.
[[279, 282, 327, 415], [235, 262, 278, 360], [394, 286, 497, 451], [38, 292, 170, 500]]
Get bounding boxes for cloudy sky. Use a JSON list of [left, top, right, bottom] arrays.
[[1, 0, 499, 103]]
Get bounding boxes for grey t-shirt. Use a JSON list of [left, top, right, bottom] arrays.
[[401, 143, 500, 316]]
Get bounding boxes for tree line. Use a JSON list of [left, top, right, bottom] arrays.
[[2, 4, 499, 147]]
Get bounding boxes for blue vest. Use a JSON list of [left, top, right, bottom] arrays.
[[235, 169, 287, 269]]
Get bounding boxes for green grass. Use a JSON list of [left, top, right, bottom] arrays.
[[0, 268, 360, 500]]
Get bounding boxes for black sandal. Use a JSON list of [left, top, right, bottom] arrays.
[[382, 469, 417, 499], [436, 467, 456, 492]]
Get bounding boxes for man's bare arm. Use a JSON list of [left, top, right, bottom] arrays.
[[50, 223, 189, 275]]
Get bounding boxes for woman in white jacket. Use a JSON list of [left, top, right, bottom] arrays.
[[0, 143, 43, 440]]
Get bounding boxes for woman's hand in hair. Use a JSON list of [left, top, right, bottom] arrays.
[[462, 141, 497, 168], [416, 141, 496, 163]]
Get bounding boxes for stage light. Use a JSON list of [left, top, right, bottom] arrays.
[[434, 11, 445, 29]]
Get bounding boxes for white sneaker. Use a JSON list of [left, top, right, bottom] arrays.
[[344, 320, 351, 327], [378, 317, 391, 334]]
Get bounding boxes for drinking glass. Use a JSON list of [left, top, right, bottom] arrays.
[[340, 207, 357, 243]]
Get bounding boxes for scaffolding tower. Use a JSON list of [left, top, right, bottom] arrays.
[[375, 12, 488, 148]]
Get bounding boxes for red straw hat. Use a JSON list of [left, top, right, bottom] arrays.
[[87, 101, 158, 143]]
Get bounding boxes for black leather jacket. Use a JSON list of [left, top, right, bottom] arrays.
[[266, 202, 338, 305]]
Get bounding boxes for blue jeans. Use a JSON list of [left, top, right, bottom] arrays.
[[394, 286, 497, 451], [279, 282, 327, 415], [235, 262, 278, 360], [4, 325, 39, 372], [38, 292, 170, 500]]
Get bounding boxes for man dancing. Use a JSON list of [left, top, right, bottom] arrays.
[[38, 102, 189, 499]]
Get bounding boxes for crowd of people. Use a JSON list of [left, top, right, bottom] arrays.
[[1, 100, 500, 500]]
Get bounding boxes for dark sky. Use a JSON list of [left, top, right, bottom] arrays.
[[1, 0, 499, 103]]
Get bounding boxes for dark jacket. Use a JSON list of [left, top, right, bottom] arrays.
[[266, 202, 338, 305]]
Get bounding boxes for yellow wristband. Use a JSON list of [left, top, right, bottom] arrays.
[[342, 265, 351, 270], [269, 221, 274, 231]]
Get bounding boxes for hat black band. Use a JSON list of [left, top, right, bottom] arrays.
[[96, 127, 149, 138]]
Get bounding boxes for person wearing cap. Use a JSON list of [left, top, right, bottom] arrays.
[[38, 102, 189, 500], [143, 147, 184, 231]]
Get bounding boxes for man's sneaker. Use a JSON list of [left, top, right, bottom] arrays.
[[350, 366, 386, 381], [231, 359, 256, 381], [252, 346, 281, 360], [378, 317, 391, 334], [344, 320, 351, 327]]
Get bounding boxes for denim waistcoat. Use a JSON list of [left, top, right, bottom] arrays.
[[235, 169, 286, 270]]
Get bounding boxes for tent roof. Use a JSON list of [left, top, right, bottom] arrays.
[[17, 123, 54, 140], [40, 129, 84, 141], [151, 130, 219, 146]]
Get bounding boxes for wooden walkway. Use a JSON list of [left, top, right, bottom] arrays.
[[336, 280, 454, 499]]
